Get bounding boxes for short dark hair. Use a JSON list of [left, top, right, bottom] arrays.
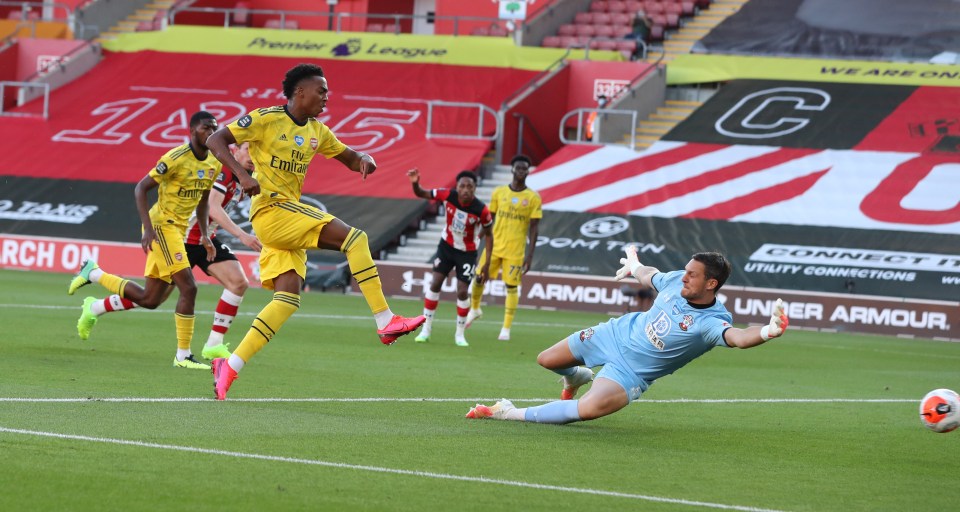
[[510, 154, 532, 167], [692, 252, 731, 290], [282, 63, 325, 99], [456, 170, 478, 184], [189, 110, 215, 128]]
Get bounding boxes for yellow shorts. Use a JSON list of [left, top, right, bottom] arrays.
[[143, 223, 190, 283], [479, 249, 524, 287], [252, 200, 336, 290]]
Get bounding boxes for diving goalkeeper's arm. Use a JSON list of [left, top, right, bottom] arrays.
[[613, 245, 659, 288], [723, 298, 790, 348]]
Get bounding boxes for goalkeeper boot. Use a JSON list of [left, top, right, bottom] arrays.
[[464, 308, 482, 329], [68, 259, 99, 295], [76, 296, 99, 340], [377, 314, 426, 345], [212, 358, 238, 401], [173, 354, 210, 370], [498, 327, 511, 341], [466, 399, 515, 420], [560, 366, 594, 400], [201, 343, 232, 360]]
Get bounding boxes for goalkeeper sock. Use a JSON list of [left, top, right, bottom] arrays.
[[524, 400, 582, 424]]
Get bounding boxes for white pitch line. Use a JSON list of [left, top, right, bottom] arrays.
[[0, 397, 917, 403], [0, 426, 788, 512], [0, 303, 587, 329]]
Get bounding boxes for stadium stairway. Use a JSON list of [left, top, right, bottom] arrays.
[[385, 163, 514, 264], [628, 99, 702, 149], [96, 0, 174, 43], [653, 0, 746, 59]]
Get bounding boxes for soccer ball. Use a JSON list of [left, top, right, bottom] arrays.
[[919, 388, 960, 433]]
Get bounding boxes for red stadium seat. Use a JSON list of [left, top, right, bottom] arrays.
[[366, 23, 384, 32], [471, 26, 490, 36], [590, 1, 609, 13], [559, 35, 582, 47], [626, 0, 644, 12], [590, 39, 620, 51], [593, 24, 614, 38], [607, 1, 628, 13], [612, 25, 633, 37], [664, 13, 680, 28], [542, 35, 563, 47], [558, 24, 577, 36], [592, 12, 612, 25], [644, 1, 665, 14], [680, 1, 696, 16], [575, 12, 593, 24], [574, 24, 597, 37], [648, 24, 664, 41], [382, 23, 400, 33], [610, 13, 632, 26], [265, 19, 299, 29], [489, 25, 509, 37]]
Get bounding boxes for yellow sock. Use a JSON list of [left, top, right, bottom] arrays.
[[470, 278, 484, 310], [174, 313, 195, 351], [234, 292, 300, 362], [341, 228, 388, 315], [503, 285, 519, 329], [99, 273, 129, 297]]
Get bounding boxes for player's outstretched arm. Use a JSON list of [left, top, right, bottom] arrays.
[[723, 298, 790, 348], [613, 245, 657, 288], [406, 168, 431, 199], [334, 147, 376, 180]]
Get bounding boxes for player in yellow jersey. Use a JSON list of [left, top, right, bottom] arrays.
[[465, 154, 542, 341], [204, 63, 425, 400], [67, 111, 221, 370]]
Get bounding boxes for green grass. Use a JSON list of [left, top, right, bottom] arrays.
[[1, 268, 958, 511]]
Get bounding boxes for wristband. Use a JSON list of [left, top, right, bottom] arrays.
[[760, 325, 771, 341]]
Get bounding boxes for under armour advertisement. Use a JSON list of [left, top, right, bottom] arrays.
[[530, 212, 960, 303]]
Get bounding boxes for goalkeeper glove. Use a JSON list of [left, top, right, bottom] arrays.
[[614, 245, 643, 281], [760, 298, 789, 340]]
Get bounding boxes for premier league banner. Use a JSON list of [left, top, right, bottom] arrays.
[[531, 212, 960, 303]]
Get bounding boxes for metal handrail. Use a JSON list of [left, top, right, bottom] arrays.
[[559, 108, 638, 150], [20, 40, 101, 82], [426, 100, 500, 141], [582, 36, 648, 61]]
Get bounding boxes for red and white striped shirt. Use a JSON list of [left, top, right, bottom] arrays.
[[432, 188, 493, 252], [185, 169, 242, 244]]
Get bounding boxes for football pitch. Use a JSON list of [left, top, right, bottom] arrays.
[[1, 268, 958, 512]]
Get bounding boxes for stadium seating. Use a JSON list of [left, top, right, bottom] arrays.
[[265, 18, 299, 30], [366, 22, 383, 32]]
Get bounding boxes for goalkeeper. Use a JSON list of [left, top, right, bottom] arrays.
[[466, 248, 789, 424]]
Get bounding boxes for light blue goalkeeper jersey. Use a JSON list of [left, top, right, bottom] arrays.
[[614, 270, 734, 384]]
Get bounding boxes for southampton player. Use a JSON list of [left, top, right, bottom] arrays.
[[68, 111, 221, 370], [465, 154, 542, 341], [204, 63, 425, 400], [406, 168, 493, 347], [466, 248, 790, 424]]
